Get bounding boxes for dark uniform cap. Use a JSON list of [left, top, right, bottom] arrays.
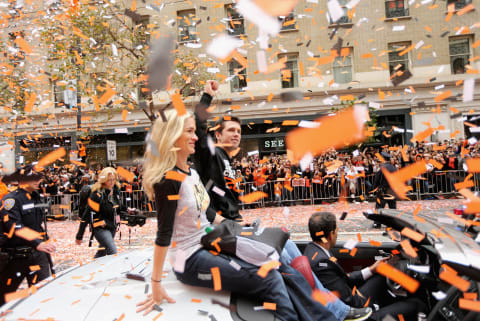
[[2, 164, 43, 184], [380, 151, 392, 160]]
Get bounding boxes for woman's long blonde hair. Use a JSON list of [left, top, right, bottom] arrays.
[[143, 109, 193, 200], [91, 167, 121, 193]]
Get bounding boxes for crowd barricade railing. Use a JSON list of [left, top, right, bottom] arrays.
[[239, 181, 264, 209], [49, 170, 471, 219], [409, 170, 469, 199], [120, 190, 156, 214]]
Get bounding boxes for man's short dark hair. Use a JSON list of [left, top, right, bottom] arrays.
[[214, 116, 241, 134], [308, 212, 337, 242]]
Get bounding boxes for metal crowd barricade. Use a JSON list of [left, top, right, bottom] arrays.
[[239, 181, 264, 209], [120, 190, 156, 214], [49, 170, 473, 219], [410, 170, 469, 200]]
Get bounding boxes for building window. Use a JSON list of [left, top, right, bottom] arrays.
[[54, 79, 77, 108], [279, 11, 297, 31], [177, 10, 197, 43], [449, 37, 471, 74], [279, 53, 299, 88], [225, 4, 245, 36], [385, 0, 409, 18], [329, 0, 352, 24], [447, 0, 471, 11], [333, 48, 353, 84], [388, 42, 410, 76], [228, 59, 247, 92]]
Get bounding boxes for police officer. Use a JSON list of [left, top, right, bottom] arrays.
[[0, 165, 56, 306], [372, 151, 397, 228]]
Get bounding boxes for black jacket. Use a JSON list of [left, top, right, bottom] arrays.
[[76, 186, 125, 240], [192, 93, 241, 222], [304, 242, 367, 308], [373, 163, 397, 192], [0, 188, 46, 249]]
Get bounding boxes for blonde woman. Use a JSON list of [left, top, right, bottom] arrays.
[[136, 83, 308, 321], [75, 167, 126, 258]]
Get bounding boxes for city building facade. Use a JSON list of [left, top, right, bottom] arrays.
[[0, 0, 479, 167]]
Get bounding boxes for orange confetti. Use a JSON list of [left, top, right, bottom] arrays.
[[97, 87, 116, 105], [459, 299, 480, 312], [466, 158, 480, 172], [263, 302, 277, 310], [116, 166, 135, 183], [439, 265, 470, 292], [36, 148, 66, 170], [400, 227, 425, 242], [312, 289, 339, 305], [411, 127, 434, 143], [29, 265, 41, 272], [253, 0, 299, 16], [454, 180, 474, 190], [316, 55, 335, 65], [15, 227, 42, 241], [171, 92, 186, 116], [4, 287, 30, 303], [211, 267, 222, 291], [167, 194, 180, 201], [376, 262, 419, 293], [457, 3, 474, 15], [400, 239, 417, 258], [191, 298, 202, 303], [239, 191, 268, 204], [14, 36, 33, 54], [286, 107, 366, 161], [434, 90, 452, 102], [93, 220, 106, 228], [165, 170, 187, 182], [383, 160, 427, 199], [24, 92, 37, 113], [257, 260, 281, 278], [121, 109, 128, 122], [88, 198, 100, 212], [282, 120, 299, 126]]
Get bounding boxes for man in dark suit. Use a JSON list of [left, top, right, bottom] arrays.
[[304, 212, 426, 321], [372, 151, 397, 229]]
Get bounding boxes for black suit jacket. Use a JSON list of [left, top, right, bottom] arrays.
[[304, 242, 368, 308]]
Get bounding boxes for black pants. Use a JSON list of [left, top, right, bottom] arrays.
[[360, 275, 426, 321], [375, 192, 397, 209], [0, 251, 51, 306]]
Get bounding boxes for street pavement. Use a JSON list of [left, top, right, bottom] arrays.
[[48, 199, 463, 272]]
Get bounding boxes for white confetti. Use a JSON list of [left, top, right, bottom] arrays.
[[256, 50, 267, 73], [111, 43, 118, 56], [327, 0, 345, 23], [206, 34, 243, 59], [236, 0, 281, 36], [463, 78, 475, 103]]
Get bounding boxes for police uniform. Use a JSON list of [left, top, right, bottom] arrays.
[[0, 188, 51, 306]]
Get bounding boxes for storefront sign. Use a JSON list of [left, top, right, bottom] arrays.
[[262, 137, 285, 151], [106, 140, 117, 161]]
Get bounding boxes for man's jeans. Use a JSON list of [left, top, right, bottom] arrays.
[[93, 228, 117, 258], [282, 240, 349, 321], [175, 249, 299, 321]]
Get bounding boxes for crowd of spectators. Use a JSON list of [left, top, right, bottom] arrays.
[[22, 138, 473, 212], [230, 138, 469, 205]]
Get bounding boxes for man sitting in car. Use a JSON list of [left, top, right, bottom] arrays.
[[305, 212, 426, 321]]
